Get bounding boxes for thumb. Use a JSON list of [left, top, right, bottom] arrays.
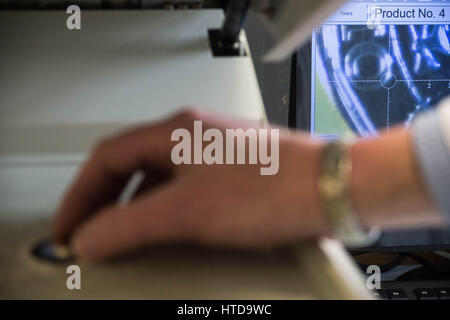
[[71, 188, 188, 261]]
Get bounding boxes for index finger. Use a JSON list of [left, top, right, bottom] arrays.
[[52, 117, 179, 244]]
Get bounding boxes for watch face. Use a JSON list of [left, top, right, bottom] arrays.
[[315, 24, 450, 137]]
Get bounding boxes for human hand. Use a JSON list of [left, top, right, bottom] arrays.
[[53, 109, 328, 261]]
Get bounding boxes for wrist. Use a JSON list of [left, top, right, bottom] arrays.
[[350, 128, 444, 229], [283, 134, 331, 239]]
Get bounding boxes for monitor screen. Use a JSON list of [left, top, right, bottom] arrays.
[[293, 0, 450, 251], [310, 0, 450, 140]]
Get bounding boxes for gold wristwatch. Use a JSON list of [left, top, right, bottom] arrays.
[[318, 142, 380, 247]]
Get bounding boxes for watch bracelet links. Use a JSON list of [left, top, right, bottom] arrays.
[[318, 141, 380, 247]]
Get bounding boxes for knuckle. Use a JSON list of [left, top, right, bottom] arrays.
[[173, 108, 202, 122], [91, 137, 114, 160]]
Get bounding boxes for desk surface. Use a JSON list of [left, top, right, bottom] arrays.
[[0, 216, 372, 299]]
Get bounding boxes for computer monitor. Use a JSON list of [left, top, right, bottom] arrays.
[[291, 0, 450, 251]]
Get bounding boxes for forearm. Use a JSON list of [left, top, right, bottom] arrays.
[[350, 127, 445, 229]]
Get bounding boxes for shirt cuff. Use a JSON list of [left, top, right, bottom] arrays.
[[412, 102, 450, 223]]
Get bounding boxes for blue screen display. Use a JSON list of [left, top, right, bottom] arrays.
[[312, 0, 450, 139]]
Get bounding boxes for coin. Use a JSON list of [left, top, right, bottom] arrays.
[[31, 239, 73, 263]]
